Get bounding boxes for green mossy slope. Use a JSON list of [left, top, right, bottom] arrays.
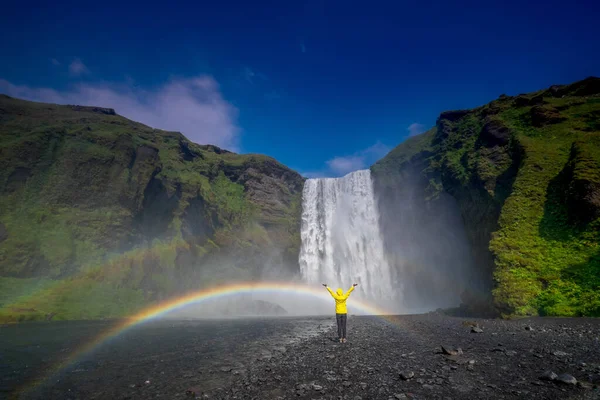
[[0, 95, 304, 322], [372, 77, 600, 317]]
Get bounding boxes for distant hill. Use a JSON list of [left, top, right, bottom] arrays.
[[0, 95, 303, 322], [372, 77, 600, 317]]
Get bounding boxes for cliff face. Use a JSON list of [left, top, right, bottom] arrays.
[[0, 95, 304, 321], [372, 77, 600, 317]]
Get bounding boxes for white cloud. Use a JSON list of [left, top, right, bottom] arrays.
[[407, 122, 426, 136], [0, 76, 241, 151], [69, 58, 89, 76], [298, 170, 329, 179], [305, 141, 392, 178], [326, 155, 365, 175]]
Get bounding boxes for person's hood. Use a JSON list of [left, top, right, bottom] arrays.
[[336, 288, 343, 295]]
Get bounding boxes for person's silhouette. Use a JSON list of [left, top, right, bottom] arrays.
[[322, 283, 358, 343]]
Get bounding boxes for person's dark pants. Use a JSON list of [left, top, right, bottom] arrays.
[[336, 313, 347, 339]]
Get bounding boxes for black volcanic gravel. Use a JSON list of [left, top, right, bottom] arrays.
[[3, 314, 600, 399]]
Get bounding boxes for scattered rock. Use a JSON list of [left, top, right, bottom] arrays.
[[312, 384, 323, 391], [471, 326, 484, 333], [399, 371, 415, 380], [394, 394, 407, 399], [552, 351, 568, 357], [524, 326, 533, 331], [422, 384, 435, 390], [441, 345, 463, 356], [588, 374, 600, 384], [186, 386, 202, 397], [540, 371, 558, 381], [556, 374, 577, 385]]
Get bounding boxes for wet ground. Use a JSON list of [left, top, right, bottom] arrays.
[[2, 314, 600, 399]]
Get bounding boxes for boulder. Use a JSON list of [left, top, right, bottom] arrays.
[[480, 118, 511, 146], [438, 109, 472, 123], [566, 142, 600, 224], [530, 106, 566, 127]]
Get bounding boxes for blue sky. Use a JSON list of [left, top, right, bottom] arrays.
[[1, 0, 599, 177]]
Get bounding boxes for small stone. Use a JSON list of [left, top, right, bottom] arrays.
[[525, 326, 533, 331], [468, 360, 476, 365], [312, 384, 323, 391], [145, 380, 150, 385], [441, 345, 460, 356], [399, 371, 415, 380], [394, 394, 407, 399], [553, 351, 568, 357], [540, 371, 558, 381], [471, 326, 484, 333], [556, 374, 577, 385], [505, 350, 517, 357], [416, 378, 425, 384], [360, 382, 367, 390], [343, 381, 352, 387], [422, 384, 435, 390]]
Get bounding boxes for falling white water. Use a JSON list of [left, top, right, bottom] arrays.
[[299, 170, 399, 309]]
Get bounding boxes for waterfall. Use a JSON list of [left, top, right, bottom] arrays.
[[299, 169, 398, 307]]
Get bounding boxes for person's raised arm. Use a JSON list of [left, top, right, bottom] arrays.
[[346, 283, 358, 296], [323, 283, 336, 298]]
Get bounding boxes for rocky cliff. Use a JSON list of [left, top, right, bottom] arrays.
[[372, 77, 600, 317], [0, 95, 304, 321]]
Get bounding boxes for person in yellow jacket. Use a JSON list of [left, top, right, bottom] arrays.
[[322, 283, 358, 343]]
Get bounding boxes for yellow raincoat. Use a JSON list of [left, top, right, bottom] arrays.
[[326, 286, 355, 314]]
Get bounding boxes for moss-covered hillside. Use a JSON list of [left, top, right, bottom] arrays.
[[372, 77, 600, 317], [0, 95, 304, 322]]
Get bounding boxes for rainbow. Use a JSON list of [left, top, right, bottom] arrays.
[[20, 281, 391, 394]]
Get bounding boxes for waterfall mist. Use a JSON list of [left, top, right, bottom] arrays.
[[373, 163, 480, 313]]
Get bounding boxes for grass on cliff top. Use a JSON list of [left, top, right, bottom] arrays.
[[371, 128, 435, 178]]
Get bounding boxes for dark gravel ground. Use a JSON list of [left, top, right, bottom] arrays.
[[228, 314, 600, 400], [2, 314, 600, 399]]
